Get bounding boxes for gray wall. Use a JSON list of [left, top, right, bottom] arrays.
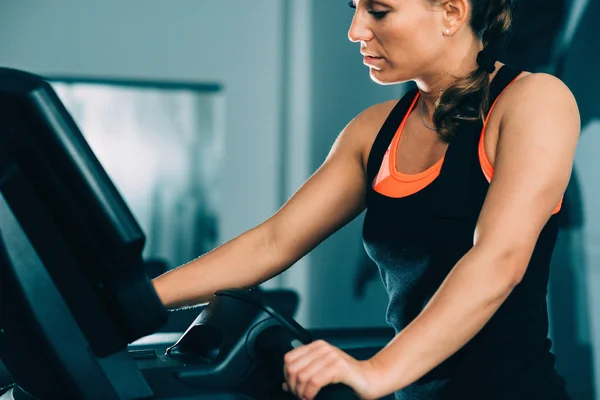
[[0, 0, 285, 246]]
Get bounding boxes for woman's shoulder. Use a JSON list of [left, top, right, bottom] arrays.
[[492, 70, 580, 151], [504, 70, 574, 94], [341, 99, 400, 168], [496, 71, 578, 121]]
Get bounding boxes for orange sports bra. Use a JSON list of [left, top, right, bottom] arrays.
[[372, 87, 562, 215]]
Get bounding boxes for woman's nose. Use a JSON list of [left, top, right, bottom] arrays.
[[348, 11, 374, 43]]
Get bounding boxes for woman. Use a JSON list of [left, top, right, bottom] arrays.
[[152, 0, 580, 398]]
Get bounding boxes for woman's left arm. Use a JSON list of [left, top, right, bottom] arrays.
[[365, 73, 580, 398]]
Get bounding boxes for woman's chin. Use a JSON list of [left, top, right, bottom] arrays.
[[369, 69, 401, 86]]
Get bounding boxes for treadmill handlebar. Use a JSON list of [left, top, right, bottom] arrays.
[[255, 326, 360, 400]]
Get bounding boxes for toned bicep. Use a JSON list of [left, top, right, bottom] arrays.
[[474, 74, 580, 278], [265, 101, 396, 266]]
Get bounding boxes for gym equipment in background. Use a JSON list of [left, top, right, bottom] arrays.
[[0, 68, 393, 400]]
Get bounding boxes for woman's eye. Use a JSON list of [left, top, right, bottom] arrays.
[[369, 10, 389, 19], [348, 1, 389, 20]]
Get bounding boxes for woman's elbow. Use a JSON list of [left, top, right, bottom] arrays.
[[474, 241, 534, 288]]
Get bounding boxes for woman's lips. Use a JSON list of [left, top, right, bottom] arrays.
[[363, 55, 384, 66]]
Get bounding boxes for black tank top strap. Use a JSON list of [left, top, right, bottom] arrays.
[[365, 87, 419, 185], [430, 64, 524, 220], [489, 64, 523, 102]]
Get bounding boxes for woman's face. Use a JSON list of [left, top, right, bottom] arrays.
[[348, 0, 453, 85]]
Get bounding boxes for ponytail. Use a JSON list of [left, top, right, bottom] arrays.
[[431, 0, 514, 141]]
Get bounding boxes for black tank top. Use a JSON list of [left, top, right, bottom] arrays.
[[362, 65, 571, 399]]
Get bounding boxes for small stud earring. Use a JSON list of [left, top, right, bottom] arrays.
[[445, 29, 450, 35]]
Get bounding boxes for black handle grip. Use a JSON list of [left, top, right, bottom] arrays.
[[255, 326, 360, 400], [315, 383, 360, 399]]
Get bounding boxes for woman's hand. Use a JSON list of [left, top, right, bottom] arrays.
[[282, 339, 379, 400]]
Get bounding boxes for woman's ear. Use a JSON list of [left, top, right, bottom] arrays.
[[441, 0, 470, 35]]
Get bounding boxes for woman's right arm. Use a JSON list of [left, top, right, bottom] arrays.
[[152, 100, 397, 309]]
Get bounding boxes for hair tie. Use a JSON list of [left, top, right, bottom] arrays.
[[476, 41, 500, 73]]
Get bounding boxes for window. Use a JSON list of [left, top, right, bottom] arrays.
[[52, 79, 225, 271]]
